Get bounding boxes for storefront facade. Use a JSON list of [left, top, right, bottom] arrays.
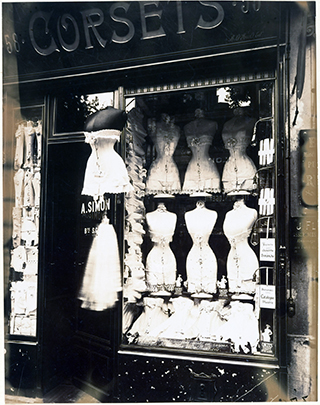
[[3, 1, 317, 402]]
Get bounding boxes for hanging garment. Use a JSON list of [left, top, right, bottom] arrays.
[[78, 217, 122, 311], [81, 130, 133, 197]]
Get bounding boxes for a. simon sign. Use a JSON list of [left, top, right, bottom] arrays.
[[3, 1, 282, 83]]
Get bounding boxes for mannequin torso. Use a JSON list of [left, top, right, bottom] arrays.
[[223, 199, 258, 294], [185, 201, 218, 295], [222, 109, 257, 194], [146, 114, 181, 195], [145, 203, 177, 294], [183, 110, 220, 193]]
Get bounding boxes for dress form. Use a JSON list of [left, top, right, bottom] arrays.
[[82, 130, 133, 197], [145, 114, 181, 195], [183, 109, 220, 194], [222, 108, 257, 194], [145, 203, 177, 295], [223, 199, 258, 295], [185, 200, 218, 296]]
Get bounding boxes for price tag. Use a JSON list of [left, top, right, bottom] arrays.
[[259, 285, 276, 309], [260, 238, 275, 261]]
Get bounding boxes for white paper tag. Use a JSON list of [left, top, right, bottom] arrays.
[[260, 238, 276, 261], [259, 285, 276, 309]]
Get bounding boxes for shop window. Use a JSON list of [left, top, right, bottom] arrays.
[[8, 106, 43, 338], [122, 81, 276, 359]]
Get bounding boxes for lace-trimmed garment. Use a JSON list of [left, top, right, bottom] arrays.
[[128, 297, 169, 338], [145, 117, 181, 195], [183, 134, 220, 194], [145, 232, 176, 293], [78, 217, 122, 310], [185, 204, 218, 294], [82, 130, 133, 197], [222, 115, 257, 194], [223, 201, 258, 294]]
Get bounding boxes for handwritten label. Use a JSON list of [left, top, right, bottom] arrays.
[[260, 238, 275, 261], [259, 285, 276, 309]]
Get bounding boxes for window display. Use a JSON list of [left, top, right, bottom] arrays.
[[9, 107, 43, 337], [122, 82, 276, 357]]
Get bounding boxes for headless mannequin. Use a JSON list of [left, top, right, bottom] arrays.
[[145, 203, 177, 295], [222, 108, 257, 194], [223, 199, 258, 294], [146, 114, 181, 195], [183, 109, 220, 194], [185, 200, 218, 296]]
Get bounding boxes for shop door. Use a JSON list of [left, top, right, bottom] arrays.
[[44, 90, 124, 400]]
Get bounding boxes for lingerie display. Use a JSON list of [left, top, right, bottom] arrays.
[[124, 108, 148, 304], [145, 203, 177, 294], [223, 199, 259, 294], [145, 114, 181, 195], [81, 130, 133, 196], [218, 301, 259, 353], [222, 108, 257, 194], [185, 200, 218, 296], [9, 119, 42, 336], [182, 109, 220, 194], [78, 216, 122, 311], [127, 297, 169, 341], [122, 87, 276, 357]]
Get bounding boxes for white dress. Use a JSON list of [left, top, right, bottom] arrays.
[[145, 205, 177, 294], [222, 114, 257, 194], [78, 217, 122, 310], [145, 115, 181, 195], [223, 200, 258, 294], [183, 116, 220, 194], [185, 202, 218, 295], [82, 130, 133, 197]]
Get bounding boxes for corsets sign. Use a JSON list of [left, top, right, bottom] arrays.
[[3, 1, 281, 82]]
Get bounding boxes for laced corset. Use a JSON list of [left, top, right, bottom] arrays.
[[185, 206, 218, 294], [222, 117, 257, 193], [182, 133, 220, 193], [146, 119, 181, 194], [226, 229, 252, 248], [150, 232, 173, 247], [223, 203, 258, 292], [82, 130, 133, 196], [145, 209, 177, 292]]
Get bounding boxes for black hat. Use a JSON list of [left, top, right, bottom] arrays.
[[84, 106, 127, 132]]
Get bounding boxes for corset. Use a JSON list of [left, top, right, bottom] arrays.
[[187, 134, 213, 148], [226, 229, 252, 248], [190, 233, 210, 248], [150, 233, 173, 247]]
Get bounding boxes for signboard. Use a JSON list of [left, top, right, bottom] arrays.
[[3, 1, 282, 83]]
